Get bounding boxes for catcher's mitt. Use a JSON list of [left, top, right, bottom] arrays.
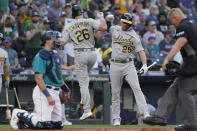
[[165, 61, 181, 77], [59, 91, 70, 104]]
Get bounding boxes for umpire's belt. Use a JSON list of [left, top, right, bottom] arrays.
[[46, 85, 60, 91], [111, 58, 133, 63], [74, 48, 95, 52]]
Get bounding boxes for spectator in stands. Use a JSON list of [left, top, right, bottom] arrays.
[[4, 37, 19, 69], [178, 0, 194, 17], [112, 6, 121, 25], [39, 3, 48, 17], [159, 30, 175, 55], [192, 0, 197, 18], [147, 4, 159, 24], [47, 0, 61, 23], [98, 36, 112, 67], [25, 11, 45, 69], [12, 32, 27, 67], [146, 35, 160, 61], [0, 15, 17, 39], [10, 5, 19, 18], [142, 21, 164, 47], [18, 6, 32, 32], [158, 0, 171, 14], [43, 18, 51, 30], [115, 0, 134, 14], [136, 12, 147, 37], [63, 3, 72, 18], [54, 11, 67, 32], [142, 0, 151, 16], [157, 12, 170, 33], [133, 2, 143, 25]]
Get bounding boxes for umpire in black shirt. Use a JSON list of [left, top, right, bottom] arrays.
[[143, 8, 197, 130]]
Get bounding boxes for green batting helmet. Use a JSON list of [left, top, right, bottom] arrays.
[[72, 5, 83, 18], [121, 13, 133, 24]]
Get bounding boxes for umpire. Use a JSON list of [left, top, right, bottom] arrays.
[[143, 8, 197, 130]]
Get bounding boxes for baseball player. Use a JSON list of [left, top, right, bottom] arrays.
[[0, 33, 10, 93], [109, 13, 150, 126], [61, 5, 107, 120], [10, 31, 69, 129]]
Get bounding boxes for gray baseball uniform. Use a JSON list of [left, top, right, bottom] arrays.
[[61, 18, 100, 113], [0, 48, 9, 92], [109, 25, 149, 121]]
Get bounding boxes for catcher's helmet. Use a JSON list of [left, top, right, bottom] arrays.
[[121, 13, 133, 24], [72, 5, 83, 18], [41, 31, 61, 47], [165, 61, 181, 77]]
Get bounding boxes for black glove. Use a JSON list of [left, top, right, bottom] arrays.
[[60, 83, 70, 92], [165, 61, 181, 77]]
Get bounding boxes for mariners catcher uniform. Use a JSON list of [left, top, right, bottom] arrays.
[[0, 48, 10, 92], [61, 5, 106, 120], [10, 31, 69, 130], [110, 15, 149, 125]]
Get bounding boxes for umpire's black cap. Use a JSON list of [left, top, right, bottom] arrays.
[[121, 13, 133, 24], [72, 5, 83, 18]]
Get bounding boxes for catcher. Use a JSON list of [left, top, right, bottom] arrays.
[[10, 31, 70, 129]]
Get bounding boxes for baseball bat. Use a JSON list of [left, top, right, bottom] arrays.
[[138, 61, 157, 76], [5, 87, 11, 122], [13, 87, 21, 109]]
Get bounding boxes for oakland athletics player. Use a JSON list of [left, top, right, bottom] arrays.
[[109, 13, 150, 125], [61, 5, 107, 120], [0, 33, 10, 93], [10, 31, 69, 129]]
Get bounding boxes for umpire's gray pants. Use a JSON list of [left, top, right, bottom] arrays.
[[155, 75, 197, 127], [75, 51, 97, 113]]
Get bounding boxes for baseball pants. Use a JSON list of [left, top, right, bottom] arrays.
[[155, 75, 197, 127], [75, 51, 97, 113], [33, 85, 62, 122], [110, 61, 149, 121]]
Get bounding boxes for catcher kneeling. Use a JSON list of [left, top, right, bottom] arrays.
[[10, 31, 71, 129]]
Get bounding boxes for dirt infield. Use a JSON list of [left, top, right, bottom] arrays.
[[0, 129, 175, 131]]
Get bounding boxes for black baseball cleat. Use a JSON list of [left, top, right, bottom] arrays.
[[143, 115, 167, 126], [175, 124, 197, 131]]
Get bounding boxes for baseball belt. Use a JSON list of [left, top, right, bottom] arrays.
[[46, 85, 60, 91], [74, 48, 95, 52], [111, 58, 133, 63]]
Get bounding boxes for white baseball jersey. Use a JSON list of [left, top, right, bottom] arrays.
[[0, 48, 9, 75], [110, 25, 144, 60], [61, 18, 100, 48]]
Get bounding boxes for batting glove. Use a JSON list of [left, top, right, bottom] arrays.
[[139, 64, 148, 75], [5, 80, 10, 88], [97, 12, 105, 21]]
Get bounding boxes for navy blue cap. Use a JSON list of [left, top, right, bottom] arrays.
[[148, 35, 156, 40], [4, 36, 12, 43], [10, 5, 18, 10]]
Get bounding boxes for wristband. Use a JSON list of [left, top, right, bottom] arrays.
[[5, 76, 10, 81], [42, 88, 51, 97]]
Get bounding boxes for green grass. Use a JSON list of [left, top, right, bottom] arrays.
[[0, 124, 176, 129], [63, 125, 176, 129]]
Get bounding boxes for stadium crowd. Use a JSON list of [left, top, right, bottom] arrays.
[[0, 0, 193, 74]]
